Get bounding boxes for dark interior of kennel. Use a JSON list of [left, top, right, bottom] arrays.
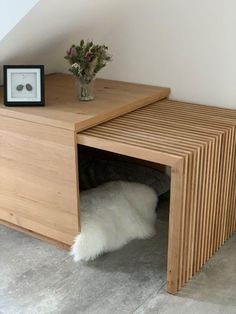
[[78, 145, 170, 201]]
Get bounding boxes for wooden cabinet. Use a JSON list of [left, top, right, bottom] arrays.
[[0, 73, 169, 246]]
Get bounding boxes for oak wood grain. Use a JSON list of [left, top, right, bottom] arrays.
[[79, 99, 236, 294], [0, 115, 80, 245], [0, 73, 170, 131]]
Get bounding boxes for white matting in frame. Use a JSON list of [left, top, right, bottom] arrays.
[[7, 68, 41, 102]]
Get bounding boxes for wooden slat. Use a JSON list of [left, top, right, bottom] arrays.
[[78, 99, 236, 294]]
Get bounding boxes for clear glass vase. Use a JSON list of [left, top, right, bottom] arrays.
[[75, 77, 95, 101]]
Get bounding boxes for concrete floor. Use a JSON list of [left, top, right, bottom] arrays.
[[0, 198, 235, 314]]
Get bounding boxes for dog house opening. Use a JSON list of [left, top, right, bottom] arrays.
[[72, 145, 171, 263]]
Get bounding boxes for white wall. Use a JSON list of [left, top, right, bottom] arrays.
[[0, 0, 39, 40], [1, 0, 236, 108], [0, 0, 117, 83]]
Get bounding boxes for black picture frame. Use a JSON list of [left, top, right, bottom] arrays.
[[3, 65, 45, 106]]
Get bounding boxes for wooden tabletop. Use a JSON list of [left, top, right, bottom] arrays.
[[0, 73, 170, 132]]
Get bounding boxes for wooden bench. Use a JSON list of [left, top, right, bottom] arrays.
[[0, 74, 235, 294]]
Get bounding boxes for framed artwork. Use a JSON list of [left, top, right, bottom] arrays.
[[3, 65, 45, 106]]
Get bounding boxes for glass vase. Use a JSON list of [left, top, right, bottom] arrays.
[[75, 77, 95, 101]]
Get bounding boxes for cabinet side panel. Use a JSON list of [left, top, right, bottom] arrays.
[[0, 116, 79, 245]]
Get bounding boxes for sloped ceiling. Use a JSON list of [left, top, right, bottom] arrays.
[[0, 0, 120, 85], [0, 0, 39, 41]]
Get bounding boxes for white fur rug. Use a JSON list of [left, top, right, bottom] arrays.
[[71, 181, 158, 262]]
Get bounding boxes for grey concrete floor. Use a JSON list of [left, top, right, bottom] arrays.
[[0, 197, 235, 314]]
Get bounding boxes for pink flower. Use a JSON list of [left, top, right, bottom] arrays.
[[85, 51, 94, 61], [67, 47, 77, 58]]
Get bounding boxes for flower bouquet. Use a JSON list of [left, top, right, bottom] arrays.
[[65, 40, 112, 101]]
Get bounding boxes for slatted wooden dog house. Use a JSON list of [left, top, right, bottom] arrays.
[[79, 99, 236, 293]]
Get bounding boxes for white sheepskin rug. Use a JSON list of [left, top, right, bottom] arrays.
[[71, 181, 158, 262]]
